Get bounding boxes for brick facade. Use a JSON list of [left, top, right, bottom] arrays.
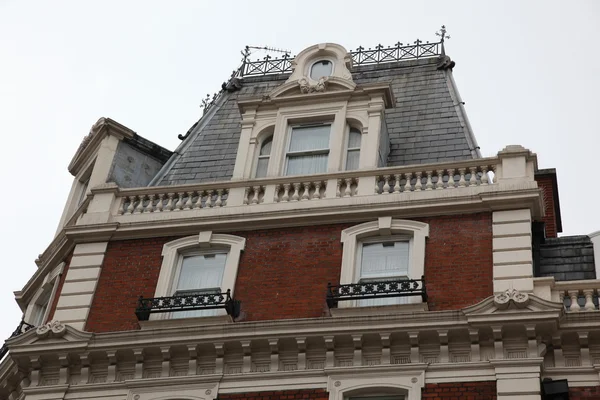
[[81, 213, 493, 333], [422, 381, 497, 399], [219, 389, 328, 400], [536, 174, 559, 238], [569, 386, 600, 399]]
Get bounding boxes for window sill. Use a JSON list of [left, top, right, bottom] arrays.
[[138, 314, 233, 330], [329, 302, 428, 318]]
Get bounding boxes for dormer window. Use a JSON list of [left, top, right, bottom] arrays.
[[285, 124, 330, 175], [310, 60, 333, 80], [255, 136, 272, 178]]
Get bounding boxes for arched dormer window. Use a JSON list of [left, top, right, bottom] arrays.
[[310, 60, 333, 80], [345, 127, 362, 170], [255, 136, 272, 178]]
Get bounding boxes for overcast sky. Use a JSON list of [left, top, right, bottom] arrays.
[[0, 1, 598, 340]]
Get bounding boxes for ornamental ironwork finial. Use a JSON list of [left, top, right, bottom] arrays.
[[435, 25, 451, 55]]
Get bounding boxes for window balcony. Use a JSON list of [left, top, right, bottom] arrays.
[[0, 320, 35, 359], [326, 277, 427, 309], [135, 289, 241, 321]]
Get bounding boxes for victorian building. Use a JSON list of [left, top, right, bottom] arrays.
[[1, 29, 598, 400]]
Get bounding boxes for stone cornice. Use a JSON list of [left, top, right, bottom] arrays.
[[68, 117, 136, 176]]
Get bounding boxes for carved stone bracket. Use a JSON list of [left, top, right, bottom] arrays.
[[36, 321, 66, 339], [494, 289, 530, 310], [299, 76, 328, 93]]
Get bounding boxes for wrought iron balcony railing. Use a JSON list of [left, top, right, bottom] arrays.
[[135, 289, 240, 321], [326, 277, 427, 309], [0, 320, 35, 359]]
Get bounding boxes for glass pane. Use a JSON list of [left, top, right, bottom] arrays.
[[260, 137, 272, 156], [360, 241, 409, 279], [176, 254, 226, 291], [289, 125, 330, 152], [255, 157, 269, 178], [310, 60, 333, 80], [345, 149, 360, 170], [286, 153, 328, 175], [348, 128, 361, 148]]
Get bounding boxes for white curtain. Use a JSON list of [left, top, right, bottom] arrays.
[[287, 154, 328, 175], [289, 126, 330, 152], [345, 150, 360, 170], [359, 242, 409, 306], [174, 253, 226, 318]]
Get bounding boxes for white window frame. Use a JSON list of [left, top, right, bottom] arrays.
[[24, 262, 64, 326], [339, 217, 429, 308], [284, 123, 332, 176], [308, 58, 335, 81], [153, 231, 245, 320], [356, 235, 412, 281], [343, 126, 362, 171], [253, 135, 273, 178], [328, 372, 424, 400]]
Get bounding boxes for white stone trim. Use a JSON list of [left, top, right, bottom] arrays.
[[327, 369, 424, 400], [154, 232, 246, 300], [340, 218, 429, 285], [23, 262, 63, 326]]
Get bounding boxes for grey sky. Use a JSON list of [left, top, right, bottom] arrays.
[[0, 0, 598, 340]]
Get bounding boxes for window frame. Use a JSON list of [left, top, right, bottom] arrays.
[[152, 232, 246, 321], [24, 262, 64, 326], [339, 218, 429, 308], [253, 135, 273, 178], [343, 126, 362, 171], [356, 235, 412, 282], [284, 123, 332, 176], [309, 59, 335, 80]]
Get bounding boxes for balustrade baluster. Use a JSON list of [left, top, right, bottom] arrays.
[[126, 196, 136, 214], [251, 186, 260, 204], [458, 168, 467, 188], [447, 169, 456, 189], [436, 170, 445, 190], [337, 179, 343, 197], [156, 193, 165, 212], [425, 171, 433, 190], [382, 175, 391, 194], [174, 193, 185, 211], [469, 167, 478, 186], [184, 191, 194, 210], [393, 175, 400, 193], [243, 187, 250, 205], [282, 184, 291, 202], [117, 198, 125, 215], [146, 194, 155, 213], [134, 195, 146, 214], [313, 182, 322, 199], [583, 290, 596, 311], [274, 184, 281, 202], [414, 172, 423, 191], [344, 178, 353, 197], [490, 165, 497, 184], [404, 173, 413, 192], [569, 290, 581, 312], [165, 193, 175, 211], [292, 183, 301, 202], [481, 166, 489, 185], [215, 189, 223, 207], [301, 182, 311, 201]]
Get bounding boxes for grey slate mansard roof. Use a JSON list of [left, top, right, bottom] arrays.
[[155, 55, 480, 186]]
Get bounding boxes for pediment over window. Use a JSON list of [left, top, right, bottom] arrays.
[[463, 290, 564, 324], [6, 321, 92, 352]]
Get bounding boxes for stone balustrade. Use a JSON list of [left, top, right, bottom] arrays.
[[535, 278, 600, 312], [73, 147, 543, 227]]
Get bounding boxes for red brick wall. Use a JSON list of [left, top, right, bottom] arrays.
[[85, 237, 175, 333], [569, 386, 600, 399], [47, 253, 72, 322], [422, 382, 497, 399], [421, 213, 493, 311], [219, 389, 328, 400], [85, 213, 493, 332], [536, 175, 558, 238]]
